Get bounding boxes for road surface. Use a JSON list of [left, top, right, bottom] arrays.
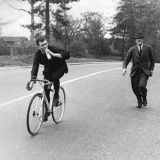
[[0, 62, 160, 160]]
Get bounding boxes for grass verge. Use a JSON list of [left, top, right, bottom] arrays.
[[0, 55, 122, 67]]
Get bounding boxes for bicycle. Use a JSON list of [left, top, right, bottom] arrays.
[[26, 79, 66, 136]]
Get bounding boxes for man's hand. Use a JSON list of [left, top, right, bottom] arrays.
[[26, 81, 34, 90], [45, 48, 52, 59], [46, 48, 62, 58], [122, 69, 127, 76], [46, 48, 53, 55], [150, 70, 153, 77]]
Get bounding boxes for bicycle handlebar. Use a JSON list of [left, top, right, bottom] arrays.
[[30, 79, 52, 85], [26, 79, 53, 91]]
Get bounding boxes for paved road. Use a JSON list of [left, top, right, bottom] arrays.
[[0, 62, 160, 160]]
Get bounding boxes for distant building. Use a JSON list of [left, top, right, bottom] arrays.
[[0, 36, 28, 56], [0, 36, 27, 44]]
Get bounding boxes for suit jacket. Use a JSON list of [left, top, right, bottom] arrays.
[[123, 44, 155, 77], [31, 45, 70, 78]]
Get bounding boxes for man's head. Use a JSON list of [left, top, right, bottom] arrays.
[[134, 32, 144, 46], [36, 36, 48, 54]]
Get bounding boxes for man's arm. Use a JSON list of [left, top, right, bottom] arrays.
[[31, 51, 40, 79], [27, 52, 40, 90], [122, 48, 132, 76], [123, 48, 132, 69], [148, 46, 155, 77], [149, 46, 155, 71], [47, 46, 70, 60]]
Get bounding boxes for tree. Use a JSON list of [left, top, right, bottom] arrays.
[[51, 4, 69, 38], [65, 15, 84, 42], [5, 0, 45, 41], [37, 0, 80, 43], [45, 0, 50, 42], [110, 0, 137, 60], [142, 0, 160, 62], [0, 15, 16, 36], [110, 0, 160, 61], [0, 18, 2, 36], [81, 12, 109, 56]]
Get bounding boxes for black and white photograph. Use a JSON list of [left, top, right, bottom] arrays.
[[0, 0, 160, 159]]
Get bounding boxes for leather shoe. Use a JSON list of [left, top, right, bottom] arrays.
[[43, 109, 50, 122], [53, 97, 59, 106], [137, 101, 142, 108], [143, 98, 147, 106]]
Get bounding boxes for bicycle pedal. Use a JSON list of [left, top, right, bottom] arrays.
[[53, 102, 61, 106], [58, 102, 62, 106]]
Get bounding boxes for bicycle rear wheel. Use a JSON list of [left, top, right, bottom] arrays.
[[26, 93, 44, 135], [52, 87, 66, 124]]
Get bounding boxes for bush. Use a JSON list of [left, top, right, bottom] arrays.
[[67, 40, 87, 57], [49, 40, 65, 49], [26, 40, 38, 55], [0, 42, 10, 55]]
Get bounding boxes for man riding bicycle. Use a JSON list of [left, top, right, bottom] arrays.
[[27, 36, 70, 121]]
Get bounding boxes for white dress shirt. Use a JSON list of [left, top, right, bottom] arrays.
[[137, 44, 143, 52]]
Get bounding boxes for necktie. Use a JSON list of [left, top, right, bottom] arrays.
[[139, 45, 142, 57]]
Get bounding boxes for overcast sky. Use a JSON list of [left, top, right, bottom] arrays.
[[0, 0, 119, 39]]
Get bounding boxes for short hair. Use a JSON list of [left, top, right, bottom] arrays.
[[36, 36, 46, 46]]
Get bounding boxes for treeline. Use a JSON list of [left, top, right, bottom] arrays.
[[1, 0, 160, 62], [110, 0, 160, 62], [0, 2, 112, 57]]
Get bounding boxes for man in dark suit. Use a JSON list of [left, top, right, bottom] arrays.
[[122, 32, 155, 108]]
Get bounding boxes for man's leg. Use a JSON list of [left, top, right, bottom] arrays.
[[44, 74, 52, 103], [139, 73, 149, 106], [43, 75, 52, 121], [52, 69, 64, 105], [131, 74, 142, 108], [44, 85, 50, 103]]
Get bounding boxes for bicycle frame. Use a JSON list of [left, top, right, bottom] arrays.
[[29, 79, 54, 112], [26, 78, 66, 135], [41, 89, 53, 112]]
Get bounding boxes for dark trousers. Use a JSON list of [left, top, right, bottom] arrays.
[[131, 70, 149, 101], [44, 68, 64, 103]]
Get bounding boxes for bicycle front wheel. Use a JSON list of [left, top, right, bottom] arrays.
[[52, 87, 66, 124], [26, 93, 44, 135]]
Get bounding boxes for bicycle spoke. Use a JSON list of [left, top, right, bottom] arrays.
[[27, 79, 67, 134], [27, 93, 43, 135], [52, 87, 66, 123]]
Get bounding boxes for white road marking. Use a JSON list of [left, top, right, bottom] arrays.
[[62, 67, 121, 85], [0, 67, 121, 108], [0, 94, 36, 108]]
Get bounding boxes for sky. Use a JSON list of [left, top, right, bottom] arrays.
[[0, 0, 119, 39]]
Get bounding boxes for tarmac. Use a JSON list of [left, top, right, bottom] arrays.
[[0, 62, 113, 71], [0, 65, 32, 71]]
